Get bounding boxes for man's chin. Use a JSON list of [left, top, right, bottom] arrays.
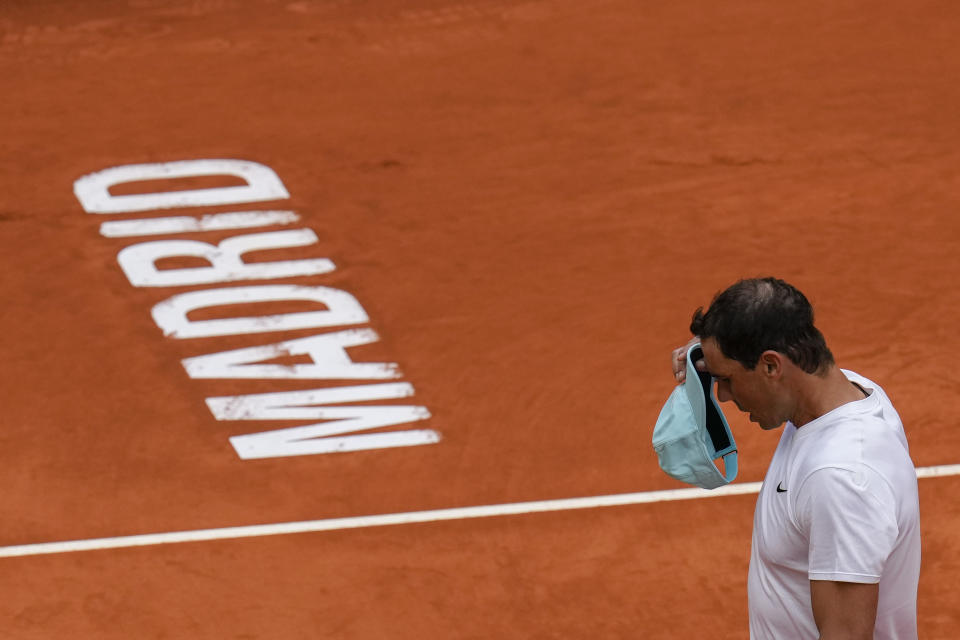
[[746, 412, 784, 430], [748, 413, 781, 430]]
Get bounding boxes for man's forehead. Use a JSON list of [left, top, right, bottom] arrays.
[[700, 338, 736, 375]]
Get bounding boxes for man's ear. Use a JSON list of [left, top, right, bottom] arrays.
[[759, 350, 783, 378]]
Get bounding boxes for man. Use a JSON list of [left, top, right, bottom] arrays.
[[671, 278, 920, 639]]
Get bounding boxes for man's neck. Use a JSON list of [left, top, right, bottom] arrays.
[[790, 365, 867, 427]]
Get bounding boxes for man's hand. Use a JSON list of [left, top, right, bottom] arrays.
[[671, 336, 706, 384]]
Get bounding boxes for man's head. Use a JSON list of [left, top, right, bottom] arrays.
[[691, 278, 835, 429], [690, 277, 833, 374]]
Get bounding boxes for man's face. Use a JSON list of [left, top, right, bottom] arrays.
[[700, 337, 785, 430]]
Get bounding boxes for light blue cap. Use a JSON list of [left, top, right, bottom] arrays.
[[652, 342, 738, 489]]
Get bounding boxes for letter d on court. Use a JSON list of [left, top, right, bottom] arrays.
[[73, 159, 289, 214]]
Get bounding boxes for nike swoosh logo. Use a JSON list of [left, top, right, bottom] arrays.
[[776, 482, 787, 493]]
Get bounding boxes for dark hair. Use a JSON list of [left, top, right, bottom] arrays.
[[690, 277, 834, 373]]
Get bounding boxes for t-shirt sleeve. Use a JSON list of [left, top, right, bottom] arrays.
[[795, 465, 899, 583]]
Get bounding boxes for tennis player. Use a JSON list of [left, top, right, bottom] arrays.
[[671, 277, 920, 639]]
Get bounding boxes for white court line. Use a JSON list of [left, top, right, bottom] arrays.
[[2, 464, 957, 559]]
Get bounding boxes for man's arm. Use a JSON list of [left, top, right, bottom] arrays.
[[810, 580, 878, 640]]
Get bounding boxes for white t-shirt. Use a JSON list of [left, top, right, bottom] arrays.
[[748, 370, 921, 640]]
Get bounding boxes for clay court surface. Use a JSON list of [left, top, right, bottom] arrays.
[[2, 0, 960, 637]]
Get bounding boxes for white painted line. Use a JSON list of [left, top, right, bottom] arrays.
[[0, 464, 955, 559], [0, 483, 760, 559], [915, 463, 960, 478]]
